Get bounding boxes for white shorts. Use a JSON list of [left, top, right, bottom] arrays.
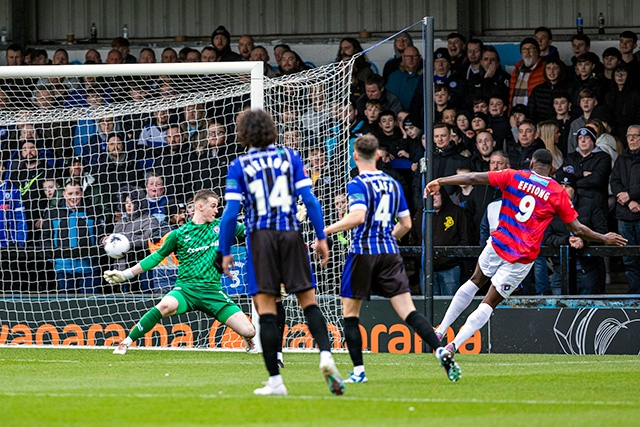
[[478, 239, 534, 298]]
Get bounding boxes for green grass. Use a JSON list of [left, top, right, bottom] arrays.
[[1, 348, 639, 427]]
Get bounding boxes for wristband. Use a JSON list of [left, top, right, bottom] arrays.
[[123, 268, 135, 280]]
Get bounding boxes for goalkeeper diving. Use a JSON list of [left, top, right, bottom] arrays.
[[104, 189, 257, 354]]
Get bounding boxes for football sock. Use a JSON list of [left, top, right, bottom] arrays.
[[353, 365, 365, 375], [303, 304, 331, 352], [268, 374, 284, 388], [128, 307, 163, 342], [452, 303, 493, 350], [344, 316, 363, 367], [259, 314, 281, 376], [436, 280, 479, 335], [405, 310, 441, 351], [276, 300, 285, 352]]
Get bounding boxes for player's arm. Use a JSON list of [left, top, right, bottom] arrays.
[[103, 231, 178, 284], [566, 219, 627, 246], [299, 185, 327, 240], [218, 198, 242, 279], [425, 172, 490, 196], [392, 214, 411, 239], [325, 209, 365, 235]]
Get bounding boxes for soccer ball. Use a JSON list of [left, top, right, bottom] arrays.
[[104, 233, 131, 259]]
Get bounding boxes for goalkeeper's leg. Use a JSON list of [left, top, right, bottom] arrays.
[[113, 295, 179, 354]]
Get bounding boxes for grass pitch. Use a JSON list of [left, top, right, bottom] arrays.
[[0, 347, 638, 427]]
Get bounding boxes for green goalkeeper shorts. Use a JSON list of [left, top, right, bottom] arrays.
[[166, 285, 242, 324]]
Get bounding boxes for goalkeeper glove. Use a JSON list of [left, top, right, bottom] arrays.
[[103, 269, 134, 284], [214, 251, 224, 273], [296, 203, 308, 222]]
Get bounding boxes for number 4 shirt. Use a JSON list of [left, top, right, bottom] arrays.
[[347, 170, 410, 255], [488, 169, 578, 264]]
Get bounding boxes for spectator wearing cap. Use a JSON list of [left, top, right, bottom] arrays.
[[211, 25, 242, 62], [610, 125, 640, 294], [544, 169, 608, 295], [403, 114, 423, 164], [386, 46, 423, 111], [600, 47, 623, 84], [561, 126, 612, 213], [605, 63, 640, 143], [571, 52, 606, 104], [509, 37, 546, 110], [409, 47, 465, 120]]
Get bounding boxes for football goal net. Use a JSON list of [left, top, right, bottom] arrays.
[[0, 58, 353, 351]]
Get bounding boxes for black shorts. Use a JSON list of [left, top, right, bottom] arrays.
[[246, 229, 315, 296], [341, 252, 410, 300]]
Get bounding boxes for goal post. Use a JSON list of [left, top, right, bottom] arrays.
[[0, 58, 354, 351]]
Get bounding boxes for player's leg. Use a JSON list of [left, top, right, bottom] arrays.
[[435, 253, 491, 339], [341, 297, 366, 383], [445, 259, 531, 355], [447, 284, 504, 353], [390, 292, 442, 350], [246, 230, 288, 395], [252, 292, 287, 395], [296, 288, 344, 395], [219, 307, 258, 353], [113, 294, 181, 354], [276, 296, 285, 367]]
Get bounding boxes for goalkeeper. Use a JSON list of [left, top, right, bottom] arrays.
[[104, 189, 257, 354]]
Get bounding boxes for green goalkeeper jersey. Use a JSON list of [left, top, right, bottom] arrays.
[[139, 219, 245, 290]]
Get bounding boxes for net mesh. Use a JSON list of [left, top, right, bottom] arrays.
[[0, 59, 354, 350]]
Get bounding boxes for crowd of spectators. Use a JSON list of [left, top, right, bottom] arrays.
[[1, 25, 640, 296]]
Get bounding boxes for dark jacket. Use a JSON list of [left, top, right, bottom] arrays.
[[610, 148, 640, 222], [508, 138, 546, 170], [528, 79, 575, 123], [431, 191, 468, 271], [433, 142, 472, 196], [464, 184, 502, 246], [561, 147, 612, 211], [604, 80, 640, 143]]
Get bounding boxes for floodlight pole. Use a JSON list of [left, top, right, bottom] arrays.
[[421, 17, 435, 327]]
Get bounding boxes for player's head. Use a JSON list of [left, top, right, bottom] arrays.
[[236, 109, 278, 149], [530, 148, 553, 175], [353, 134, 379, 163], [193, 189, 220, 222]]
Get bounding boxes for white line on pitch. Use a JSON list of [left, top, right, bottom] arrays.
[[0, 392, 635, 407]]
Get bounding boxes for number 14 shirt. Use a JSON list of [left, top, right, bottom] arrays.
[[488, 169, 578, 264]]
